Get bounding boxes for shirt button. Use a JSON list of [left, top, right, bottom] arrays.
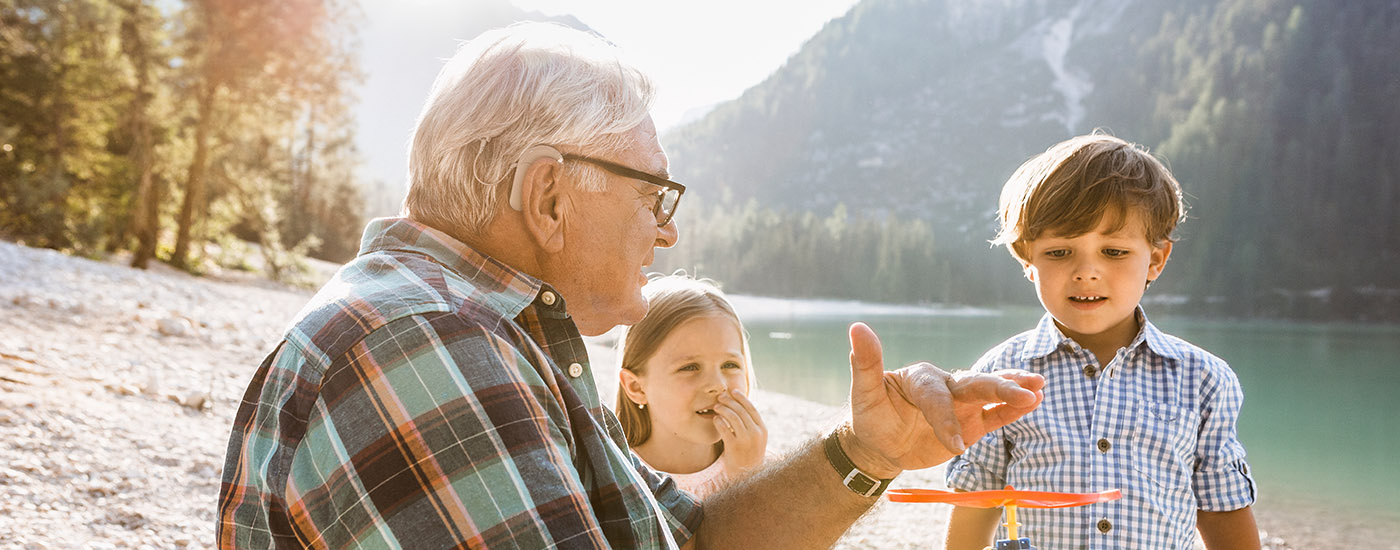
[[1097, 518, 1113, 533], [541, 291, 557, 306], [1082, 365, 1097, 377], [567, 362, 584, 378], [1096, 438, 1111, 452]]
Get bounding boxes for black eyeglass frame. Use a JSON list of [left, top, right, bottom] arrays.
[[562, 153, 685, 227]]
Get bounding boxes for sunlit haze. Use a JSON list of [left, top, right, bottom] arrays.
[[510, 0, 861, 131], [354, 0, 858, 192]]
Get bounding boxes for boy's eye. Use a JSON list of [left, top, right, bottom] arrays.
[[678, 363, 699, 372], [1045, 249, 1070, 258], [721, 361, 743, 370], [1103, 249, 1129, 257]]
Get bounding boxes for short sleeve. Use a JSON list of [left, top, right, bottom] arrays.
[[1191, 359, 1257, 511]]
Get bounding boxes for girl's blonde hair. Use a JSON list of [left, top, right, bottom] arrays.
[[615, 274, 754, 448]]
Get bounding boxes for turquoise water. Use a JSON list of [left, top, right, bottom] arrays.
[[731, 297, 1400, 523]]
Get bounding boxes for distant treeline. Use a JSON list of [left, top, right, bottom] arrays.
[[654, 196, 1400, 323], [653, 199, 1030, 307], [0, 0, 367, 278]]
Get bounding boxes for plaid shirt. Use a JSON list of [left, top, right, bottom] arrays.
[[947, 310, 1255, 549], [218, 217, 701, 549]]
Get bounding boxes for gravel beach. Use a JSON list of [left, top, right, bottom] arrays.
[[0, 241, 1353, 548]]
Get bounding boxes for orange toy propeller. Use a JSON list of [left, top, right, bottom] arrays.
[[886, 487, 1122, 509]]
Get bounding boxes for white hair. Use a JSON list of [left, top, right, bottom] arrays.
[[403, 22, 656, 239]]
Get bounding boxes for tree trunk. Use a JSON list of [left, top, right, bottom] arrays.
[[123, 0, 161, 269], [171, 83, 215, 269]]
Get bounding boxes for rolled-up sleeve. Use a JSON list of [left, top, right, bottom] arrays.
[[1192, 360, 1257, 511]]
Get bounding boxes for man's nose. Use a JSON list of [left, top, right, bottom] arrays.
[[655, 216, 679, 249]]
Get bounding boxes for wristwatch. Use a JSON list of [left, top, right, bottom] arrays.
[[823, 430, 894, 497]]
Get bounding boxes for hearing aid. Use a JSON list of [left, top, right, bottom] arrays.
[[510, 145, 564, 211]]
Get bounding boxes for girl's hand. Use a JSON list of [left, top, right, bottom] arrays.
[[712, 389, 768, 478]]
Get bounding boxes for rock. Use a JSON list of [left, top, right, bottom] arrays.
[[156, 316, 192, 337], [179, 391, 212, 412]]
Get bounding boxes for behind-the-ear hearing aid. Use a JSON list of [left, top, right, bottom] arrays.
[[510, 145, 564, 211]]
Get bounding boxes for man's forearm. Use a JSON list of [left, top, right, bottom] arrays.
[[692, 432, 884, 549]]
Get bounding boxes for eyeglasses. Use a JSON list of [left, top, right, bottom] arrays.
[[562, 153, 685, 227]]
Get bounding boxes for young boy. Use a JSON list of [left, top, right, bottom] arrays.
[[945, 134, 1259, 549]]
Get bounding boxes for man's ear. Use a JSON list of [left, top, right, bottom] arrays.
[[619, 368, 647, 407], [514, 146, 566, 252]]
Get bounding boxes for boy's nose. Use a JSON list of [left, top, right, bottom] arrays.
[[1073, 262, 1101, 281]]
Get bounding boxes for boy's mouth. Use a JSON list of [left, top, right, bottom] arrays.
[[1069, 295, 1106, 303]]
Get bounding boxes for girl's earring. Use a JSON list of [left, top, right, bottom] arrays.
[[638, 403, 646, 410]]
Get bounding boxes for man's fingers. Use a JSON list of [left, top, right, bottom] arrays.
[[899, 366, 965, 454], [848, 322, 887, 404], [979, 400, 1041, 432], [950, 370, 1044, 408]]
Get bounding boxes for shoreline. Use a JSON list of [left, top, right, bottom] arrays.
[[0, 241, 1378, 548]]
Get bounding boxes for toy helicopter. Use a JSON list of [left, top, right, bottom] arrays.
[[887, 486, 1122, 549]]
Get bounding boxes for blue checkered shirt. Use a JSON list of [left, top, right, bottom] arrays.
[[947, 310, 1256, 549]]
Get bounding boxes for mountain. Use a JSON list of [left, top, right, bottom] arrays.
[[660, 0, 1400, 320]]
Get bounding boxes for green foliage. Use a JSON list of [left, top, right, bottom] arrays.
[[0, 0, 368, 275], [652, 194, 1024, 306]]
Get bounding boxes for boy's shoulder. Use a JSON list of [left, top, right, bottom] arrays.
[[1142, 323, 1227, 367], [970, 326, 1043, 372], [1140, 322, 1243, 385]]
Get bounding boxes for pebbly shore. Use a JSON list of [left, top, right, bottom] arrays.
[[0, 241, 1342, 548]]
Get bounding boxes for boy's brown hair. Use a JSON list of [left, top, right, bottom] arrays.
[[993, 133, 1186, 263]]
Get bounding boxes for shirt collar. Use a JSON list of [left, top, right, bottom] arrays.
[[358, 217, 549, 319], [1020, 307, 1186, 363]]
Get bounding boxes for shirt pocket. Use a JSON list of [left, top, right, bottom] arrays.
[[1130, 399, 1198, 516]]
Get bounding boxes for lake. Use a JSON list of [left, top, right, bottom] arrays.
[[728, 296, 1400, 527]]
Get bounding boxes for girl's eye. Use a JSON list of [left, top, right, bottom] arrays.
[[721, 361, 743, 370], [678, 363, 699, 372]]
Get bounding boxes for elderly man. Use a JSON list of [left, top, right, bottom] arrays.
[[217, 22, 1043, 549]]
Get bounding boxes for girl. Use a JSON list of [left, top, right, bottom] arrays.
[[615, 275, 769, 498]]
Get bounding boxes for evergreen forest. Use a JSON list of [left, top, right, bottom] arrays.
[[1, 0, 367, 280]]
